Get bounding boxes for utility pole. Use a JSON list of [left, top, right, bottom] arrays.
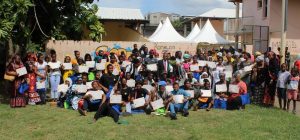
[[235, 2, 240, 49], [281, 0, 288, 64]]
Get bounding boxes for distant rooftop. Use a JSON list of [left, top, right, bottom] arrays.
[[96, 7, 146, 21], [198, 8, 242, 19]]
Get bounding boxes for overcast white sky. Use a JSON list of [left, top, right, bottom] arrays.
[[95, 0, 236, 16]]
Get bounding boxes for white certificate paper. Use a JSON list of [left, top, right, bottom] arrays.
[[166, 85, 173, 93], [126, 79, 136, 87], [85, 90, 103, 100], [201, 90, 212, 97], [186, 90, 194, 98], [78, 66, 89, 73], [142, 85, 154, 92], [36, 81, 45, 89], [151, 99, 164, 110], [86, 82, 93, 89], [75, 85, 88, 93], [16, 67, 27, 76], [49, 62, 60, 69], [216, 84, 227, 93], [190, 65, 199, 71], [122, 61, 131, 68], [112, 68, 119, 76], [147, 64, 158, 71], [173, 95, 184, 104], [198, 60, 207, 67], [63, 63, 72, 70], [86, 61, 95, 68], [58, 84, 68, 93], [229, 84, 239, 94], [96, 63, 105, 70], [110, 95, 122, 104], [133, 97, 145, 108]]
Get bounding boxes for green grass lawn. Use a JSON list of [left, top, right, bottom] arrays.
[[0, 104, 299, 140]]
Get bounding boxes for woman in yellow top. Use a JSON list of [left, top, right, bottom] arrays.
[[105, 55, 120, 74], [62, 55, 74, 81]]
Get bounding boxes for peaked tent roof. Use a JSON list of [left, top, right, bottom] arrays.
[[192, 19, 231, 44], [186, 24, 201, 41], [148, 21, 163, 40], [148, 17, 187, 42]]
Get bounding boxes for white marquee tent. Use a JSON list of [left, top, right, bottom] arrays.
[[148, 17, 187, 42], [186, 24, 201, 41], [148, 21, 163, 40], [192, 19, 231, 44]]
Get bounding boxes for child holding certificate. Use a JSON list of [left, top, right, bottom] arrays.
[[48, 51, 62, 101]]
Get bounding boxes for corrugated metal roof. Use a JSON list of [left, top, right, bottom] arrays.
[[198, 8, 242, 18], [96, 7, 145, 20]]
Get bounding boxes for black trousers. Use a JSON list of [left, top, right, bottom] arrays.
[[94, 103, 119, 123], [227, 96, 242, 110]]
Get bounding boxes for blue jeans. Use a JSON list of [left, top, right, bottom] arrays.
[[83, 99, 101, 111], [50, 75, 61, 99], [169, 101, 189, 115]]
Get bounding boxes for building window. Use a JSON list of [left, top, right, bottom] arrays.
[[263, 0, 268, 18], [257, 0, 262, 8]]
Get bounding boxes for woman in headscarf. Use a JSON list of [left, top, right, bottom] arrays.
[[6, 55, 26, 107], [250, 55, 268, 105]]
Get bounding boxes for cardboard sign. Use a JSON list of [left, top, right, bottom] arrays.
[[58, 84, 68, 93], [75, 85, 88, 93], [147, 64, 158, 71], [201, 90, 212, 97], [86, 61, 95, 68], [86, 82, 93, 89], [78, 66, 89, 73], [198, 60, 207, 67], [186, 90, 194, 98], [36, 81, 45, 89], [48, 62, 60, 69], [173, 95, 184, 104], [86, 90, 103, 100], [16, 67, 27, 76], [229, 84, 239, 94], [151, 99, 164, 110], [216, 84, 227, 93], [133, 97, 145, 108], [63, 63, 72, 70], [126, 79, 136, 87], [142, 85, 154, 92], [190, 65, 199, 71], [166, 85, 173, 93], [110, 95, 122, 104], [96, 63, 105, 70], [121, 61, 131, 68]]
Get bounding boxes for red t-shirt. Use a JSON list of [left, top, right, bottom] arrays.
[[294, 60, 300, 71]]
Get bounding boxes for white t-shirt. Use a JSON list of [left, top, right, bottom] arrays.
[[276, 71, 291, 88]]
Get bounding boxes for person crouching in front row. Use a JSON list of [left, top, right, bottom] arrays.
[[169, 82, 191, 120], [78, 81, 106, 116]]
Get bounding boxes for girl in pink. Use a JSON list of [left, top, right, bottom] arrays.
[[287, 68, 299, 114], [182, 54, 191, 73]]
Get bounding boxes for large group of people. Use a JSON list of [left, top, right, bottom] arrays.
[[5, 44, 300, 123]]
